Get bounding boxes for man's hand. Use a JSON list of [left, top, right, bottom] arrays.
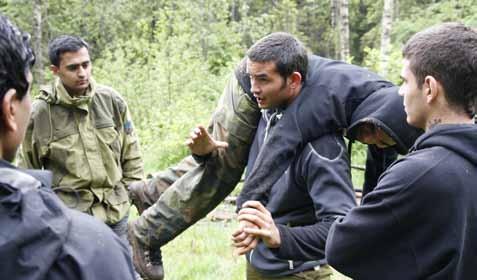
[[231, 220, 259, 255], [237, 201, 281, 249], [185, 125, 228, 156]]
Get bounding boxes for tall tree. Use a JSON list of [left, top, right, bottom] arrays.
[[330, 0, 338, 28], [380, 0, 394, 77], [32, 0, 44, 84], [330, 0, 339, 58], [339, 0, 350, 61]]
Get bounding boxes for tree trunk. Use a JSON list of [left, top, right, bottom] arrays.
[[231, 0, 240, 22], [330, 0, 339, 59], [200, 0, 209, 61], [380, 0, 394, 77], [32, 0, 44, 84], [339, 0, 350, 61], [330, 0, 338, 28]]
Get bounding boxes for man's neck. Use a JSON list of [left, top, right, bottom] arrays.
[[0, 140, 15, 163], [64, 84, 87, 98], [285, 83, 302, 106], [425, 109, 473, 131]]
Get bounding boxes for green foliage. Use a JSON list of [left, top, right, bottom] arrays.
[[362, 45, 403, 84], [393, 0, 477, 45], [350, 141, 368, 190], [2, 0, 474, 172]]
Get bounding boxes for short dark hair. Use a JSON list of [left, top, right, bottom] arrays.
[[0, 14, 35, 117], [247, 32, 308, 83], [403, 23, 477, 114], [48, 35, 89, 66]]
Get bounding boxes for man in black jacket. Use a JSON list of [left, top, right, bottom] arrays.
[[231, 34, 357, 279], [326, 23, 477, 280], [0, 14, 136, 280]]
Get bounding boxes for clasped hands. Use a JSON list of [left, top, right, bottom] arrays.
[[232, 200, 281, 255]]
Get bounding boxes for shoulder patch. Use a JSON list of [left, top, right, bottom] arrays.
[[124, 120, 133, 135]]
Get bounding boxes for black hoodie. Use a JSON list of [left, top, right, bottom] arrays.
[[346, 86, 423, 155], [326, 124, 477, 280], [238, 56, 422, 207], [0, 160, 135, 280], [346, 85, 423, 195]]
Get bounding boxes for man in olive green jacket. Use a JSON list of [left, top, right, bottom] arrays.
[[19, 35, 144, 278]]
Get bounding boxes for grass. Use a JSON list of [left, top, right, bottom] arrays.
[[162, 219, 245, 280]]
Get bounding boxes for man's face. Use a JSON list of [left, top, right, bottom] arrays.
[[52, 47, 91, 96], [356, 123, 396, 148], [399, 59, 428, 129], [247, 59, 293, 109], [1, 71, 32, 162]]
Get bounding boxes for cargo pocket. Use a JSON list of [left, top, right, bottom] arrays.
[[96, 124, 121, 167], [103, 184, 130, 224], [49, 129, 86, 185]]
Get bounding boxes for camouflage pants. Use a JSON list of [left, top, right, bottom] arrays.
[[131, 73, 260, 247]]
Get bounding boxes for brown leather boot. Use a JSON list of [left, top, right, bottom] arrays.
[[128, 221, 164, 280], [128, 180, 152, 215]]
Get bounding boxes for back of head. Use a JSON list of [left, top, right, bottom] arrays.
[[247, 32, 308, 83], [48, 35, 89, 67], [0, 14, 35, 118], [402, 23, 477, 114]]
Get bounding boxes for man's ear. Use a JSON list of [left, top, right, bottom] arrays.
[[1, 89, 18, 132], [50, 64, 59, 75], [424, 75, 439, 104], [289, 72, 302, 89]]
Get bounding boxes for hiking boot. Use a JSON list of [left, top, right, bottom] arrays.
[[128, 221, 164, 280], [128, 180, 150, 215]]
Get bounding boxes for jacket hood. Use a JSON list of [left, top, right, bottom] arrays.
[[347, 86, 423, 154], [234, 57, 253, 98], [412, 124, 477, 165], [39, 77, 96, 109]]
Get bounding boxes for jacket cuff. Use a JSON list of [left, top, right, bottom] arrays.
[[269, 224, 293, 259], [191, 152, 212, 164]]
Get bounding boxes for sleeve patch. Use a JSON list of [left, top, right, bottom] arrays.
[[124, 120, 133, 135]]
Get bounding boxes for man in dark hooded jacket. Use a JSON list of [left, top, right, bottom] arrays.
[[0, 14, 135, 280], [345, 85, 419, 197], [326, 23, 477, 280]]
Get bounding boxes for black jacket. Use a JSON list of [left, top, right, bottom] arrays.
[[326, 124, 477, 280], [239, 56, 422, 207], [362, 145, 398, 196], [0, 160, 135, 280], [243, 113, 356, 277]]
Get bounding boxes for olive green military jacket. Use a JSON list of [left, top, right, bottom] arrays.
[[19, 78, 144, 225]]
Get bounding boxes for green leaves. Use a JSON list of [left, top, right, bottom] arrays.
[[3, 0, 473, 171]]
